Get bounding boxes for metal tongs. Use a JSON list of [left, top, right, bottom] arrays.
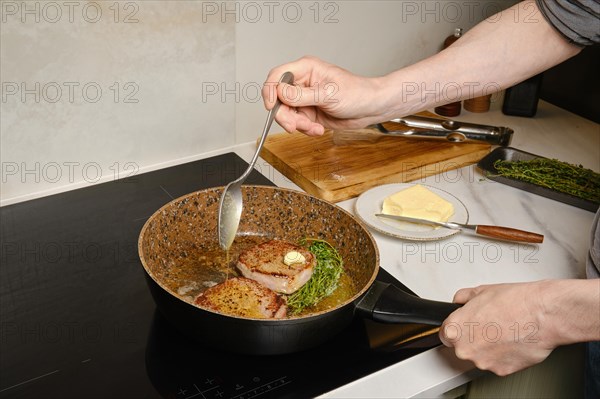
[[382, 115, 513, 145], [333, 115, 513, 146]]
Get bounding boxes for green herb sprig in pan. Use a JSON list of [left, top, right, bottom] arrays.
[[492, 158, 600, 204], [287, 238, 343, 315]]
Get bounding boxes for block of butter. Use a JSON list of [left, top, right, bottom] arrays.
[[382, 184, 454, 223]]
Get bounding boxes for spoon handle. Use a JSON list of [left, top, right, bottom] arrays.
[[242, 71, 295, 180]]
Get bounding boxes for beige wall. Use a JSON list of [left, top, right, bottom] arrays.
[[235, 0, 517, 142], [1, 0, 516, 204]]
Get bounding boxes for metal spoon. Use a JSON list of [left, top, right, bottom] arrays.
[[218, 71, 295, 250]]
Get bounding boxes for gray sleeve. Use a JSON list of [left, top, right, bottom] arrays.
[[535, 0, 600, 46], [588, 208, 600, 279]]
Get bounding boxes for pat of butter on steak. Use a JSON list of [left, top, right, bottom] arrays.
[[237, 240, 315, 294]]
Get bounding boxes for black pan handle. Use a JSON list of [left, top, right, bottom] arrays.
[[355, 281, 461, 325]]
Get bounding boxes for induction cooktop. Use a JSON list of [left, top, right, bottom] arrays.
[[0, 153, 439, 399]]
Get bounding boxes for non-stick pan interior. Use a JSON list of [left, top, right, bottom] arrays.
[[138, 185, 379, 318]]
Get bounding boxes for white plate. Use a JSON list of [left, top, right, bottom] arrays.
[[355, 183, 469, 241]]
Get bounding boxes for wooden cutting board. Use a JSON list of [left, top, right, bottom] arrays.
[[260, 113, 491, 202]]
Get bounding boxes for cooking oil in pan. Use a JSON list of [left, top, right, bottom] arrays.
[[300, 272, 355, 315], [225, 249, 230, 280], [168, 236, 264, 302], [166, 236, 355, 317]]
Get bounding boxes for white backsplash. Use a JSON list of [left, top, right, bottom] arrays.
[[1, 0, 515, 205]]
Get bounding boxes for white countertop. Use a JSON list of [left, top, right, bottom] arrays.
[[203, 100, 599, 398]]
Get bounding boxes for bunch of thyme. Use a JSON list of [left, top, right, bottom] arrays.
[[492, 158, 600, 203], [286, 238, 343, 314]]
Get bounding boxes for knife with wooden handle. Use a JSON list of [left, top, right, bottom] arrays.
[[375, 214, 544, 243]]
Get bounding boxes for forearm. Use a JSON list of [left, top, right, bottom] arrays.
[[542, 279, 600, 346], [439, 278, 599, 376], [376, 0, 582, 119]]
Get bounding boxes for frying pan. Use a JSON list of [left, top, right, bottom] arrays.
[[138, 185, 459, 355]]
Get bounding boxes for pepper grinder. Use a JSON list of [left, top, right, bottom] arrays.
[[434, 28, 463, 117], [464, 94, 492, 113], [502, 73, 544, 117]]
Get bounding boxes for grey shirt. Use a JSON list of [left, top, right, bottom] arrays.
[[535, 0, 599, 275], [536, 0, 600, 46], [588, 209, 600, 279]]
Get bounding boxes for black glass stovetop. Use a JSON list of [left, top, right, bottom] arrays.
[[0, 153, 439, 399]]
